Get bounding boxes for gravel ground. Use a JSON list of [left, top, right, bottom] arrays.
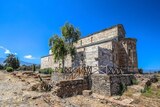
[[0, 71, 52, 107], [0, 71, 114, 107]]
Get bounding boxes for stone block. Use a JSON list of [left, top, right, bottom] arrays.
[[83, 90, 92, 96]]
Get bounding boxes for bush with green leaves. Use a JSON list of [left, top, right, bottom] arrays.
[[32, 64, 36, 72], [39, 68, 54, 74], [18, 65, 33, 71], [0, 64, 4, 70], [119, 83, 127, 95], [141, 85, 152, 97], [58, 68, 63, 73], [4, 54, 20, 69], [131, 79, 139, 85], [6, 67, 14, 72], [138, 68, 143, 74]]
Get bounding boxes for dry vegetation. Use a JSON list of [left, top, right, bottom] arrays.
[[0, 71, 114, 107], [122, 74, 160, 107], [0, 70, 160, 107]]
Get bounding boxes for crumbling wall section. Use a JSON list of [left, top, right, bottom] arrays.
[[91, 74, 135, 96], [55, 79, 88, 98]]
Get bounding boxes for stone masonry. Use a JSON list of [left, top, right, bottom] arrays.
[[91, 74, 135, 96], [41, 24, 138, 73]]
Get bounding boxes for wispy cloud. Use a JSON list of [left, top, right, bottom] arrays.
[[0, 46, 11, 54], [24, 55, 35, 59], [4, 49, 11, 54]]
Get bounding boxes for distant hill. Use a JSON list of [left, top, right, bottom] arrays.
[[0, 58, 5, 64], [0, 57, 34, 66], [20, 61, 34, 66]]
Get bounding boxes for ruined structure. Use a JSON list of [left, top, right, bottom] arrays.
[[41, 24, 138, 73]]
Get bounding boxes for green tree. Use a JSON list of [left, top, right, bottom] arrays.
[[4, 54, 20, 69], [16, 58, 20, 69], [49, 35, 68, 72], [32, 64, 36, 72], [49, 22, 81, 72], [138, 68, 143, 74], [0, 64, 4, 70], [61, 22, 80, 59]]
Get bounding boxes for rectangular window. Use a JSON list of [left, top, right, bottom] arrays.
[[128, 49, 131, 56], [91, 37, 93, 43]]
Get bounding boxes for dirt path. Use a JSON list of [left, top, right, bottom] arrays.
[[2, 71, 159, 107], [0, 71, 52, 107], [0, 71, 113, 107]]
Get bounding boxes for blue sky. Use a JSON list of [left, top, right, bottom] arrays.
[[0, 0, 160, 71]]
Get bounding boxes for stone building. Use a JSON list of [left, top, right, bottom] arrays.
[[41, 24, 138, 73]]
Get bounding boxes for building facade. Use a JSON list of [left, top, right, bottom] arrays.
[[41, 24, 138, 73]]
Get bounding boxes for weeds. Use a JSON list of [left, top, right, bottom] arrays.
[[131, 79, 139, 85], [141, 84, 160, 98], [120, 83, 127, 95]]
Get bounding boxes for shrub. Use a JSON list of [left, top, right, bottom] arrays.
[[59, 68, 63, 73], [131, 79, 139, 85], [141, 85, 152, 97], [150, 75, 158, 83], [39, 68, 54, 74], [138, 68, 143, 74], [119, 83, 127, 95], [0, 64, 4, 70], [32, 64, 36, 72], [18, 65, 33, 71], [6, 67, 14, 72]]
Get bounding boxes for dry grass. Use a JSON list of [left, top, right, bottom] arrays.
[[123, 88, 135, 97], [122, 74, 160, 107], [141, 85, 160, 99]]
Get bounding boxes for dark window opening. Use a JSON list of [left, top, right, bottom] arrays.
[[91, 37, 93, 43], [128, 49, 131, 56]]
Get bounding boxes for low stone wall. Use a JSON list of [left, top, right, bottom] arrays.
[[91, 74, 135, 96], [110, 74, 135, 95], [51, 72, 69, 83], [55, 79, 88, 98], [53, 73, 136, 97], [91, 74, 111, 96]]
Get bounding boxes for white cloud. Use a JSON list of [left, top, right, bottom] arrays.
[[0, 46, 11, 54], [4, 49, 11, 54], [24, 55, 35, 59], [0, 46, 5, 50], [0, 46, 18, 55]]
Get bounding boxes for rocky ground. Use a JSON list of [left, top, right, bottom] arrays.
[[0, 71, 160, 107], [0, 71, 113, 107]]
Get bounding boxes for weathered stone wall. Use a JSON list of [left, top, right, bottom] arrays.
[[75, 26, 118, 47], [55, 79, 88, 97], [41, 55, 57, 69], [91, 74, 111, 96], [51, 72, 70, 83], [53, 73, 136, 97], [118, 38, 138, 73], [91, 74, 135, 96], [41, 24, 138, 73], [98, 47, 112, 66], [41, 55, 72, 69], [85, 45, 99, 67], [109, 74, 135, 95]]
